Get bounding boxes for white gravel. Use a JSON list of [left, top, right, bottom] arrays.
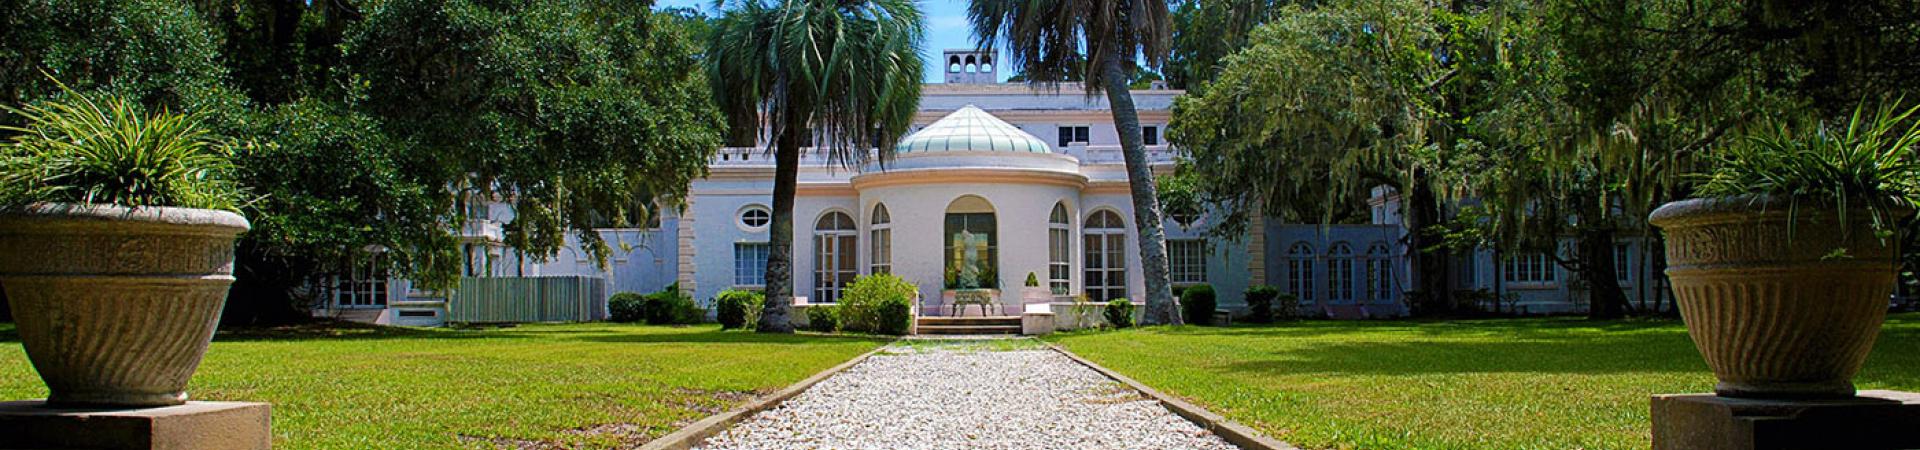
[[696, 340, 1239, 450]]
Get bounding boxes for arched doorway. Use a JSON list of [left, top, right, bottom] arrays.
[[944, 196, 997, 290], [1084, 210, 1127, 302], [813, 211, 857, 303]]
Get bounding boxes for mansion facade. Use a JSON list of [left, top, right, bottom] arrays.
[[313, 50, 1667, 326]]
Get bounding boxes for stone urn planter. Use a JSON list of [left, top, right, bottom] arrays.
[[0, 203, 249, 407], [1649, 195, 1904, 399]]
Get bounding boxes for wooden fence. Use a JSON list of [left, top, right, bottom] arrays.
[[448, 276, 608, 323]]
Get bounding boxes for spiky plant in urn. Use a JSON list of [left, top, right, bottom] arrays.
[[0, 90, 250, 407], [1649, 103, 1920, 399]]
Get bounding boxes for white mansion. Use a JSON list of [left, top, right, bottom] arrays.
[[316, 50, 1668, 327]]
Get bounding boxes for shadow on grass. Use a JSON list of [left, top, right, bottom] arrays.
[[563, 329, 892, 345], [1096, 314, 1920, 379]]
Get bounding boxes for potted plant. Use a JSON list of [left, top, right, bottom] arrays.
[[0, 90, 250, 407], [1021, 272, 1050, 307], [1649, 103, 1920, 399]]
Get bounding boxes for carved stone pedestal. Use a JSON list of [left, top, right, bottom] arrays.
[[0, 400, 270, 450], [1652, 390, 1920, 450]]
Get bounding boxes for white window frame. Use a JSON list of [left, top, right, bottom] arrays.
[[1286, 243, 1315, 303], [733, 242, 769, 287], [335, 251, 389, 309], [1048, 202, 1072, 295], [1503, 252, 1558, 286], [1168, 239, 1207, 285], [870, 204, 892, 274], [1084, 211, 1127, 302], [1613, 243, 1632, 285], [1365, 242, 1394, 302], [737, 204, 772, 232], [1057, 125, 1091, 147], [1327, 243, 1355, 304], [813, 212, 857, 303]]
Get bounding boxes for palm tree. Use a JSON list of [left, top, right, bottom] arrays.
[[710, 0, 924, 333], [968, 0, 1182, 325]]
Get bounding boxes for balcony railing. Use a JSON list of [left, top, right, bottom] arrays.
[[709, 145, 1179, 167]]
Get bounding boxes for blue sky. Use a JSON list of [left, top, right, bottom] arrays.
[[655, 0, 1012, 83]]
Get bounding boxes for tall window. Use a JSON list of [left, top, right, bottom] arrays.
[[945, 196, 999, 289], [1048, 202, 1072, 295], [1142, 125, 1159, 145], [1084, 211, 1128, 302], [734, 243, 769, 286], [1614, 243, 1631, 283], [1169, 239, 1207, 284], [1365, 242, 1393, 301], [1057, 126, 1090, 147], [870, 204, 892, 274], [813, 212, 858, 302], [1503, 252, 1556, 283], [1286, 243, 1315, 303], [1328, 243, 1354, 303], [335, 251, 389, 308]]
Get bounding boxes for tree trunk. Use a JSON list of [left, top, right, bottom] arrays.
[[1578, 226, 1628, 320], [756, 129, 800, 333], [1098, 56, 1181, 326], [1406, 168, 1451, 314]]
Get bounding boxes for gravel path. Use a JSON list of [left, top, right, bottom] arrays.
[[696, 340, 1239, 450]]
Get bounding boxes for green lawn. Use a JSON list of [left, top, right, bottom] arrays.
[[0, 322, 886, 449], [1048, 314, 1920, 450]]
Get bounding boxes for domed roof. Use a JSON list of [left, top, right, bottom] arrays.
[[895, 105, 1052, 154]]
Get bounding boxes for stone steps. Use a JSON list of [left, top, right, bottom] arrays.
[[916, 316, 1021, 335]]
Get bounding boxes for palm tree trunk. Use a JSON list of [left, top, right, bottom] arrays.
[[757, 128, 800, 333], [1098, 55, 1182, 326]]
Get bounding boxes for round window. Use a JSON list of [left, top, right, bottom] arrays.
[[738, 205, 772, 231]]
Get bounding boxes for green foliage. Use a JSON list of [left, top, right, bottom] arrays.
[[1105, 300, 1136, 328], [641, 283, 702, 325], [1273, 292, 1301, 320], [1, 0, 726, 323], [708, 0, 924, 164], [0, 88, 244, 211], [715, 289, 766, 330], [1166, 0, 1294, 89], [1244, 285, 1280, 323], [1169, 0, 1444, 235], [1696, 102, 1920, 234], [0, 0, 244, 124], [804, 305, 840, 332], [1024, 272, 1040, 287], [968, 0, 1169, 93], [608, 292, 647, 323], [839, 274, 916, 335], [1181, 284, 1218, 326]]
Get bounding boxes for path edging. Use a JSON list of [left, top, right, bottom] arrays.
[[1044, 341, 1300, 450], [637, 342, 892, 450]]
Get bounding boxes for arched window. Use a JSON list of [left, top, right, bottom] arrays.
[[813, 212, 857, 303], [948, 56, 962, 73], [1048, 202, 1072, 295], [964, 55, 978, 73], [1286, 243, 1315, 304], [1365, 242, 1394, 301], [1328, 243, 1355, 303], [945, 196, 998, 289], [1084, 210, 1127, 302], [870, 204, 892, 274]]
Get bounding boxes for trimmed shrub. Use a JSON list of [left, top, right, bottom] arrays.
[[715, 289, 765, 329], [1025, 272, 1040, 287], [1105, 299, 1135, 328], [1275, 293, 1302, 319], [805, 305, 840, 332], [1181, 284, 1217, 326], [1245, 285, 1280, 323], [609, 292, 647, 323], [840, 274, 917, 335], [641, 283, 702, 325]]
